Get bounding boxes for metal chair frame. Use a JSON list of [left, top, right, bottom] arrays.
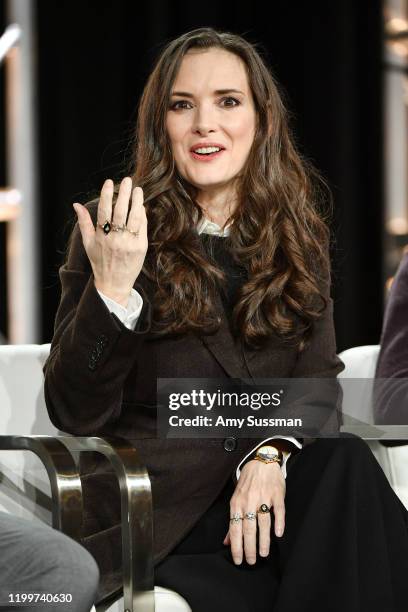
[[0, 435, 154, 612]]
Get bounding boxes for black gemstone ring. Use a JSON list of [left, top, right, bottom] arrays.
[[258, 504, 270, 514], [98, 220, 112, 235]]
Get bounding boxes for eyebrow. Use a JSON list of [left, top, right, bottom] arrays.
[[170, 89, 245, 97]]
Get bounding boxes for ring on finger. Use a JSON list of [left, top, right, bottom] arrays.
[[124, 227, 139, 236], [97, 221, 139, 237], [258, 504, 270, 514], [111, 223, 126, 232], [97, 220, 112, 235], [230, 513, 243, 523], [112, 223, 139, 236], [244, 511, 257, 521]]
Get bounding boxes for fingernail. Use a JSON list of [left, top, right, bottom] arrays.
[[234, 558, 242, 565], [276, 526, 284, 537]]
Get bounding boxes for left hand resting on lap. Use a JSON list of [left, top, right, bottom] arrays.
[[223, 460, 286, 565]]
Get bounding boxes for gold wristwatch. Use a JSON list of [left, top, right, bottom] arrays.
[[253, 445, 284, 467]]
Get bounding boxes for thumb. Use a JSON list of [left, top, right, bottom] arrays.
[[223, 532, 230, 546], [73, 203, 95, 248]]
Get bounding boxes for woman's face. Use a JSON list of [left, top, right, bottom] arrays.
[[166, 48, 257, 203]]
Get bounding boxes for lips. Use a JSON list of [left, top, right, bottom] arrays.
[[189, 142, 226, 153], [190, 149, 225, 161], [189, 142, 226, 162]]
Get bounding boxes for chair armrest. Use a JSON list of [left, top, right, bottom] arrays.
[[340, 424, 408, 439], [59, 436, 154, 612], [0, 435, 83, 540], [0, 435, 154, 612]]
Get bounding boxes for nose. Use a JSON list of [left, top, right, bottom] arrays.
[[192, 103, 217, 136]]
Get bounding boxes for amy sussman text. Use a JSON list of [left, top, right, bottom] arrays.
[[168, 415, 303, 428]]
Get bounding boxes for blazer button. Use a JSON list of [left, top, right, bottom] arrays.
[[223, 437, 237, 452], [88, 359, 97, 371], [99, 334, 108, 347], [90, 349, 98, 361]]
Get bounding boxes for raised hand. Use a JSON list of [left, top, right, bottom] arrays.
[[73, 177, 148, 307], [223, 460, 286, 565]]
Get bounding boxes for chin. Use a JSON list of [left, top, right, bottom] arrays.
[[191, 181, 232, 193], [185, 173, 236, 190]]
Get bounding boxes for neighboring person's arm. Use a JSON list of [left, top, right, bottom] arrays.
[[374, 252, 408, 427]]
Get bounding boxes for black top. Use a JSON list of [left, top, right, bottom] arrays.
[[199, 233, 248, 317]]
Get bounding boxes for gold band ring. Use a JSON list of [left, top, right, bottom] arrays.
[[124, 227, 139, 236]]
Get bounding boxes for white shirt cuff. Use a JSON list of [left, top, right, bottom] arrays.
[[97, 288, 143, 330], [236, 436, 302, 480]]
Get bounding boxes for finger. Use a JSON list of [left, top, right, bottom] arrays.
[[273, 500, 285, 537], [127, 186, 145, 232], [257, 512, 271, 557], [223, 532, 230, 546], [97, 179, 113, 225], [97, 179, 114, 226], [229, 521, 243, 565], [73, 203, 95, 251], [243, 515, 257, 565], [112, 176, 132, 226]]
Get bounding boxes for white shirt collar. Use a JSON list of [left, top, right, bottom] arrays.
[[196, 216, 232, 237]]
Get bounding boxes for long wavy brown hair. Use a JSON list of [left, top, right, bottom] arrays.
[[127, 27, 332, 350]]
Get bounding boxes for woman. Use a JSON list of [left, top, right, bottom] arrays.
[[44, 27, 408, 611]]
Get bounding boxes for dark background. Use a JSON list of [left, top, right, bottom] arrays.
[[0, 0, 384, 351]]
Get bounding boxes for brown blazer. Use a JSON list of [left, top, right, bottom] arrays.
[[43, 201, 344, 596]]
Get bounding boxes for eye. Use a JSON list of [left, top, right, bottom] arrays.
[[169, 100, 192, 110], [220, 96, 240, 107]]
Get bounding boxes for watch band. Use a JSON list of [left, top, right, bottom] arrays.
[[253, 454, 283, 467], [254, 445, 284, 467]]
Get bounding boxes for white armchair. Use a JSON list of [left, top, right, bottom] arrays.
[[338, 345, 408, 509]]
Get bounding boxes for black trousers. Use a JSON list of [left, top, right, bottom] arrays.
[[155, 434, 408, 612]]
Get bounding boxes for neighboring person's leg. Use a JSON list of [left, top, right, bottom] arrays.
[[0, 512, 99, 611]]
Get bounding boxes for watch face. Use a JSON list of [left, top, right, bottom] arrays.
[[257, 445, 279, 458]]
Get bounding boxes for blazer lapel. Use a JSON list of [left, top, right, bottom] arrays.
[[199, 291, 250, 380], [241, 341, 279, 379], [198, 300, 288, 381]]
